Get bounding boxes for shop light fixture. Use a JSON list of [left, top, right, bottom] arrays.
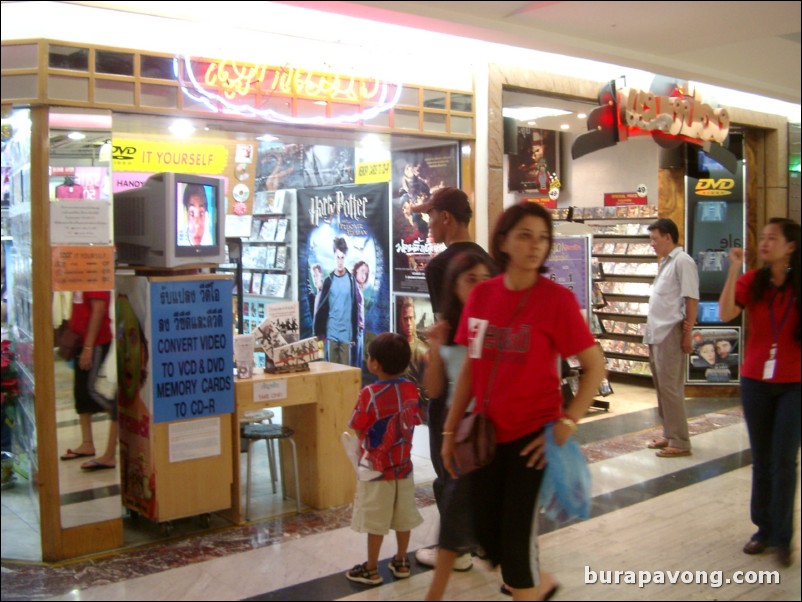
[[67, 131, 86, 140], [168, 119, 196, 137], [502, 107, 571, 121]]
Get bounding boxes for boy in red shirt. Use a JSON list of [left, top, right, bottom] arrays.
[[346, 332, 423, 585]]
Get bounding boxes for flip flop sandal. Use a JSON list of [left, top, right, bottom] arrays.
[[81, 460, 116, 471], [656, 447, 691, 457], [60, 449, 95, 461]]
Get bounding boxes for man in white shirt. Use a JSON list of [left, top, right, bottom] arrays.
[[643, 218, 699, 457]]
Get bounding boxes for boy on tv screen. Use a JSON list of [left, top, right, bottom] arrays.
[[177, 182, 216, 247]]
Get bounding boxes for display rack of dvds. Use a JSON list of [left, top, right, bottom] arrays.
[[576, 205, 658, 379], [220, 189, 295, 336]]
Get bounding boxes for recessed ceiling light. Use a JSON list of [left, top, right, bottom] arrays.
[[560, 124, 570, 130], [168, 119, 195, 137], [67, 131, 86, 140], [577, 113, 587, 119], [502, 107, 572, 120]]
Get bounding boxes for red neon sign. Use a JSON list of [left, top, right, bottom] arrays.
[[176, 55, 402, 124]]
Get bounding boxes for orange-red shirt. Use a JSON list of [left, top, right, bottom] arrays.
[[736, 270, 800, 382]]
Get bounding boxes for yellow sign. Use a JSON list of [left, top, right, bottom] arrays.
[[112, 139, 229, 174], [52, 246, 115, 292], [355, 161, 391, 184], [695, 178, 736, 196]]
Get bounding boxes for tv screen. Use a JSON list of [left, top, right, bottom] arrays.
[[698, 301, 723, 324], [114, 172, 225, 268], [175, 180, 218, 252]]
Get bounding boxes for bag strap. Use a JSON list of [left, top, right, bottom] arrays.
[[477, 285, 534, 415]]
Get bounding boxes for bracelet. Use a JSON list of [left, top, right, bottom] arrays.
[[558, 416, 578, 433], [442, 431, 454, 436], [83, 346, 93, 350]]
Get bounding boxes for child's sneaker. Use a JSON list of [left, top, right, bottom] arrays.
[[388, 556, 411, 578], [346, 562, 383, 585]]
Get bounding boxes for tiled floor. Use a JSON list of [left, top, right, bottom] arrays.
[[1, 382, 800, 601]]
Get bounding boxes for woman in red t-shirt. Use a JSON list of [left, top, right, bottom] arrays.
[[441, 202, 606, 600], [719, 218, 800, 568], [60, 290, 118, 471]]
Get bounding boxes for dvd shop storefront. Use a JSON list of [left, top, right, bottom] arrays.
[[1, 38, 477, 561], [485, 63, 790, 400]]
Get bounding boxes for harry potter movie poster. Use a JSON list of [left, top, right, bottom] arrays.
[[296, 183, 390, 376], [391, 145, 459, 295]]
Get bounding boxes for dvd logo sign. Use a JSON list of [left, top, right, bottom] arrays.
[[112, 145, 137, 161], [695, 178, 735, 196]]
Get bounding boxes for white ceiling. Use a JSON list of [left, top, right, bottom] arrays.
[[276, 0, 801, 105]]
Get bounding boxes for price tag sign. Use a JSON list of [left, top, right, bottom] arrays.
[[355, 160, 391, 184], [254, 379, 288, 402]]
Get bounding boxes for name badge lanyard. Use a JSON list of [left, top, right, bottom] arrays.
[[764, 289, 794, 379]]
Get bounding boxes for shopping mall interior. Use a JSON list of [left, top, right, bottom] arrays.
[[1, 2, 800, 601]]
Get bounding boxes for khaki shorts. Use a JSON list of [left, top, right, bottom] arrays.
[[351, 477, 423, 535]]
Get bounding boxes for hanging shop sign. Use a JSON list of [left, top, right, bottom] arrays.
[[572, 79, 737, 173], [112, 139, 229, 174], [174, 55, 403, 125], [619, 87, 729, 144]]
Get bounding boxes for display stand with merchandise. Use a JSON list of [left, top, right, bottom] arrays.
[[578, 205, 659, 380], [115, 272, 235, 535]]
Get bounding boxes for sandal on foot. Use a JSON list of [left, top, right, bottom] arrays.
[[61, 449, 94, 461], [647, 438, 669, 449], [656, 446, 691, 458], [80, 459, 116, 471], [389, 556, 411, 578], [501, 583, 560, 600], [346, 562, 382, 585]]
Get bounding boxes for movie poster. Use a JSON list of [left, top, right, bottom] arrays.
[[687, 327, 741, 384], [391, 145, 459, 295], [296, 183, 390, 378], [508, 128, 560, 196]]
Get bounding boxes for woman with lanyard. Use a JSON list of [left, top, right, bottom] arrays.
[[719, 217, 800, 568]]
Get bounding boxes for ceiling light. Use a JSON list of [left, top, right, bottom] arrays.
[[67, 131, 86, 140], [577, 113, 587, 119], [168, 119, 195, 137], [560, 124, 570, 130], [502, 107, 572, 121]]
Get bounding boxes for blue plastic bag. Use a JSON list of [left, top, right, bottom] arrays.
[[539, 422, 592, 522]]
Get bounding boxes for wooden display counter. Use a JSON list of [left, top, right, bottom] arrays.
[[226, 362, 361, 524]]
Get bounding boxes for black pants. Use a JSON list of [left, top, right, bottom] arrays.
[[429, 395, 476, 552], [470, 430, 544, 589]]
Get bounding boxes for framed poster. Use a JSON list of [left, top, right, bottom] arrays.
[[508, 128, 560, 196], [687, 327, 740, 384]]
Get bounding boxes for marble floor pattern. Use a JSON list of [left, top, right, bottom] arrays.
[[1, 383, 800, 601]]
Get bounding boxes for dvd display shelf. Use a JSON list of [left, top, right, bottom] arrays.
[[220, 189, 295, 334], [585, 206, 658, 379]]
